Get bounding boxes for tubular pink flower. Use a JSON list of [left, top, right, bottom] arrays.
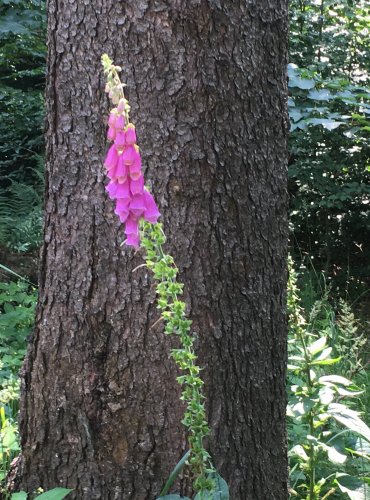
[[121, 146, 142, 181], [106, 180, 131, 202], [115, 155, 128, 184], [104, 144, 119, 170], [122, 145, 138, 166], [125, 124, 137, 145], [115, 180, 131, 202], [115, 115, 125, 131], [115, 131, 126, 152], [107, 165, 117, 181], [126, 233, 140, 248], [125, 217, 140, 248], [106, 181, 118, 200], [143, 189, 161, 223], [129, 194, 146, 218], [108, 111, 117, 128], [107, 126, 116, 141], [117, 98, 126, 114], [115, 199, 130, 223], [130, 175, 144, 195]]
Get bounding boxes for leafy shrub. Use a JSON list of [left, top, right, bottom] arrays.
[[288, 0, 370, 283], [0, 280, 37, 378], [0, 0, 45, 254], [0, 156, 44, 253], [0, 280, 36, 493], [287, 258, 370, 499]]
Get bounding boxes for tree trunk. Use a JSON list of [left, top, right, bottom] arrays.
[[18, 1, 289, 499]]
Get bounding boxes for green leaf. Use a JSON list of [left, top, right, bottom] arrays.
[[319, 375, 352, 386], [319, 386, 335, 405], [11, 493, 28, 500], [0, 264, 36, 286], [336, 474, 370, 500], [35, 489, 73, 500], [159, 450, 191, 497], [307, 89, 333, 101], [2, 426, 19, 450], [323, 444, 347, 464], [194, 473, 229, 500], [289, 77, 316, 90], [336, 387, 363, 397], [313, 347, 332, 361], [307, 118, 344, 130], [328, 404, 370, 442], [308, 337, 327, 356], [156, 496, 191, 500], [311, 357, 340, 366], [288, 444, 309, 461]]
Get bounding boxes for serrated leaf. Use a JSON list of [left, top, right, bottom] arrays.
[[328, 404, 370, 442], [35, 489, 73, 500]]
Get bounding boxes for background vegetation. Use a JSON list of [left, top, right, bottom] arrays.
[[0, 0, 369, 498]]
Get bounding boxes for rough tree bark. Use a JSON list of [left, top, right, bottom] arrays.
[[17, 1, 289, 499]]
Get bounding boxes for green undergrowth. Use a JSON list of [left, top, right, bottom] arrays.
[[0, 263, 369, 500], [0, 280, 37, 492], [288, 258, 370, 499]]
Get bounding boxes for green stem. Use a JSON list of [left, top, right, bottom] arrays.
[[140, 221, 214, 492], [297, 329, 316, 500]]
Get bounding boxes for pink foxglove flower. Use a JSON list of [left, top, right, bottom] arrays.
[[106, 181, 118, 199], [114, 131, 126, 152], [122, 145, 138, 166], [115, 155, 128, 184], [108, 111, 117, 128], [117, 98, 126, 114], [115, 115, 125, 131], [125, 124, 137, 145], [104, 145, 118, 170], [104, 86, 160, 247], [124, 216, 140, 247], [107, 126, 116, 141], [143, 190, 161, 223], [129, 194, 146, 218], [130, 175, 144, 195], [115, 180, 131, 202], [115, 199, 130, 223]]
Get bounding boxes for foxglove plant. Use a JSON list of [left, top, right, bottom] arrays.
[[101, 55, 228, 499], [103, 65, 160, 247]]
